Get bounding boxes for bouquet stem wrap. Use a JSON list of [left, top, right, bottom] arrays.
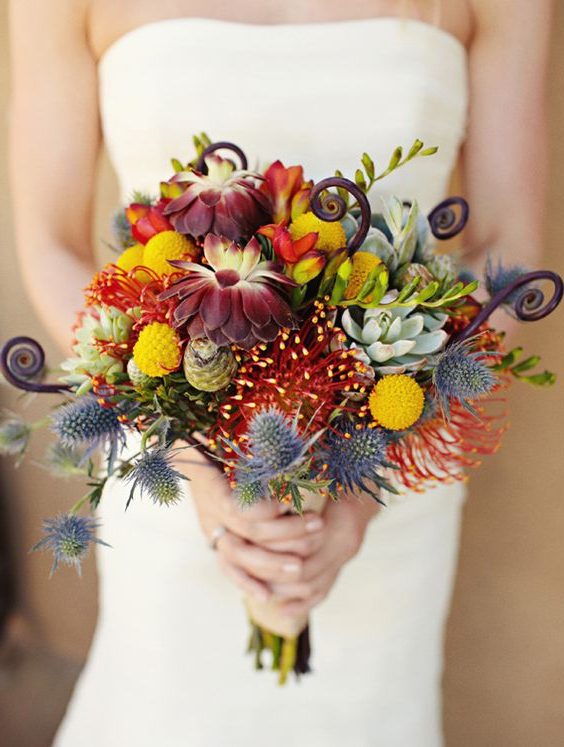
[[246, 492, 327, 684]]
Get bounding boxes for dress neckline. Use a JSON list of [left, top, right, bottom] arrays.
[[98, 15, 467, 67]]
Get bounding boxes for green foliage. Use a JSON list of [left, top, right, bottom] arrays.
[[344, 140, 439, 200], [492, 347, 556, 386]]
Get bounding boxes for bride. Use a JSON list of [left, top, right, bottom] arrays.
[[9, 1, 551, 745]]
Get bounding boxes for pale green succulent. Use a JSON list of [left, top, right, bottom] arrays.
[[341, 303, 448, 374], [60, 306, 134, 394]]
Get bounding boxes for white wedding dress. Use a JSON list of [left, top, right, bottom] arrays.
[[54, 17, 468, 747]]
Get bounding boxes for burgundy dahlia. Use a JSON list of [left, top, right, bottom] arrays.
[[163, 155, 272, 242], [160, 234, 296, 350]]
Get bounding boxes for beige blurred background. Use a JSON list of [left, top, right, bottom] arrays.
[[1, 3, 563, 746]]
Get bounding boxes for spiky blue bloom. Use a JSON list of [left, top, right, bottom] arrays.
[[0, 412, 32, 458], [433, 339, 498, 416], [126, 448, 186, 507], [485, 257, 530, 305], [320, 422, 392, 503], [51, 396, 125, 468], [112, 209, 135, 248], [45, 442, 89, 478], [31, 513, 110, 577], [247, 407, 308, 476], [235, 478, 267, 506]]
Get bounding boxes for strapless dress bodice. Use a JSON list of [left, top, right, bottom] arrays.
[[98, 17, 468, 213]]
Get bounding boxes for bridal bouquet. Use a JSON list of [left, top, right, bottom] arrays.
[[1, 135, 562, 683]]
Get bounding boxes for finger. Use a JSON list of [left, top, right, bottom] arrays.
[[270, 566, 339, 600], [279, 590, 328, 618], [216, 555, 271, 602], [261, 531, 325, 558], [233, 512, 324, 545], [226, 495, 286, 523], [218, 532, 303, 583]]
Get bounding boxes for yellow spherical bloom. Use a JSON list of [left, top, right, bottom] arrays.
[[344, 252, 382, 299], [143, 230, 197, 276], [368, 374, 425, 431], [116, 244, 151, 282], [132, 322, 181, 377], [289, 211, 346, 253]]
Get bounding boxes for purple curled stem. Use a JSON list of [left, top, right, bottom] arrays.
[[309, 177, 371, 253], [451, 270, 564, 344], [196, 141, 248, 173], [0, 336, 71, 394], [428, 197, 469, 240]]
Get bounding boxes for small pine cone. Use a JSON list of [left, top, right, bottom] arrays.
[[394, 262, 435, 289], [183, 338, 237, 392], [127, 358, 154, 388]]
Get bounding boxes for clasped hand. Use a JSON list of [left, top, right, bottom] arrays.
[[185, 453, 380, 618]]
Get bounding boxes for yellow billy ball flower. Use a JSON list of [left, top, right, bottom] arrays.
[[143, 230, 197, 276], [368, 374, 425, 431], [133, 322, 181, 377], [116, 244, 151, 282], [344, 252, 382, 299], [289, 211, 347, 252]]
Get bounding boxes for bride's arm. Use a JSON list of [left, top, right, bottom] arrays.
[[462, 0, 552, 297], [9, 0, 100, 352]]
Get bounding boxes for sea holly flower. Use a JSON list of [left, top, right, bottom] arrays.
[[51, 396, 125, 468], [163, 155, 272, 241], [0, 412, 32, 458], [258, 222, 325, 283], [126, 448, 187, 507], [261, 160, 312, 223], [125, 199, 173, 244], [160, 234, 296, 350], [319, 421, 393, 502], [432, 338, 498, 416], [485, 257, 531, 306], [31, 513, 110, 577]]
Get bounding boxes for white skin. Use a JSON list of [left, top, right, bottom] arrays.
[[9, 0, 552, 618]]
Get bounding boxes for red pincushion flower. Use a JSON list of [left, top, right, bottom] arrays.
[[160, 234, 296, 349], [163, 155, 272, 241]]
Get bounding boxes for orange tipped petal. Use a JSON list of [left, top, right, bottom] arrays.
[[290, 251, 326, 284]]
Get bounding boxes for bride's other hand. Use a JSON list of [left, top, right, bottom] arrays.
[[266, 497, 381, 617], [176, 450, 324, 602]]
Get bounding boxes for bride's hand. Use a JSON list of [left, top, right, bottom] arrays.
[[177, 450, 325, 602], [264, 496, 381, 617]]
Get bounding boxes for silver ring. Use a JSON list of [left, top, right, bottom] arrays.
[[209, 525, 227, 551]]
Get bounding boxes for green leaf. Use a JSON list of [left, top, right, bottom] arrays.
[[516, 371, 556, 386], [396, 276, 422, 303], [407, 139, 424, 159], [420, 146, 439, 156], [493, 347, 524, 370], [511, 355, 541, 374], [334, 169, 351, 206], [354, 168, 367, 191], [388, 147, 403, 170], [361, 152, 375, 180], [170, 157, 184, 173]]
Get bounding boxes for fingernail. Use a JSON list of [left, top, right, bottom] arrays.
[[305, 517, 323, 532], [281, 562, 301, 575]]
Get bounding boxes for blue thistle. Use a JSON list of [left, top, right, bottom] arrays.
[[112, 209, 134, 248], [319, 422, 394, 504], [485, 257, 530, 306], [45, 442, 89, 478], [51, 396, 125, 468], [433, 339, 498, 416], [235, 478, 266, 506], [246, 407, 308, 476], [126, 448, 186, 507], [0, 412, 32, 459], [31, 513, 110, 577]]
